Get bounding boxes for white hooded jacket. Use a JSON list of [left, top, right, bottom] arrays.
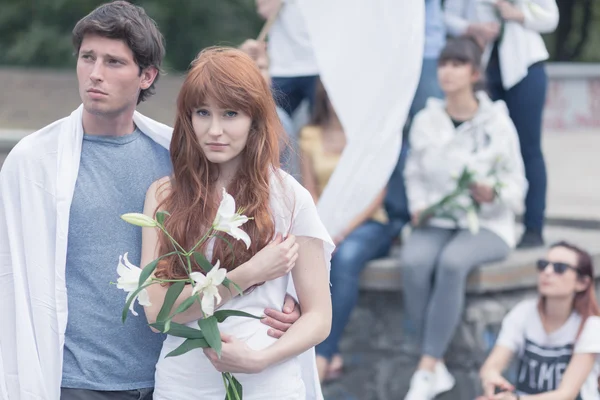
[[404, 91, 527, 247]]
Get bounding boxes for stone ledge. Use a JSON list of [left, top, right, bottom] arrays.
[[360, 226, 600, 294]]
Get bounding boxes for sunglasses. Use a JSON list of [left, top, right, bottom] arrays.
[[536, 259, 581, 275]]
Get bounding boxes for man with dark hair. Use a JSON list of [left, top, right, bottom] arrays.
[[0, 2, 300, 399]]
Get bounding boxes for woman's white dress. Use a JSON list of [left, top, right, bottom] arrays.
[[153, 171, 334, 400]]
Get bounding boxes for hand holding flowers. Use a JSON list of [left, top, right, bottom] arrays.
[[115, 187, 285, 399]]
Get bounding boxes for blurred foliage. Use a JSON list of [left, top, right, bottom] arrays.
[[0, 0, 598, 71], [0, 0, 263, 71]]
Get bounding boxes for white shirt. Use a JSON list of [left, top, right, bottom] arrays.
[[497, 298, 600, 399], [444, 0, 559, 89], [153, 171, 334, 400], [268, 0, 319, 77]]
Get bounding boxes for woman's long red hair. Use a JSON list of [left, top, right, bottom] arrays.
[[155, 47, 284, 279], [539, 241, 600, 332]]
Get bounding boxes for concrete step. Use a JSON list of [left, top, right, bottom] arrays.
[[361, 225, 600, 293]]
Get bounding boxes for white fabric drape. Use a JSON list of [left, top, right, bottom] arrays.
[[298, 0, 425, 237]]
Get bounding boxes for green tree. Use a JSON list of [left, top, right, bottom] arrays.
[[0, 0, 263, 70]]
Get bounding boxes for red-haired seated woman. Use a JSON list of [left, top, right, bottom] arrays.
[[477, 241, 600, 400]]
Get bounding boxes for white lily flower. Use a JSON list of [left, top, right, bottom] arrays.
[[116, 253, 152, 316], [466, 207, 480, 235], [190, 261, 228, 317], [212, 188, 251, 249], [121, 213, 157, 228]]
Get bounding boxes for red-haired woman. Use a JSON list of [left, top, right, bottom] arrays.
[[477, 242, 600, 400], [140, 47, 333, 399]]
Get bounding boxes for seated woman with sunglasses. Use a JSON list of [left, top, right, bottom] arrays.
[[477, 241, 600, 400]]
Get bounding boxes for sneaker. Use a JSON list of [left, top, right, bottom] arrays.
[[517, 230, 544, 249], [404, 370, 436, 400], [433, 362, 456, 396]]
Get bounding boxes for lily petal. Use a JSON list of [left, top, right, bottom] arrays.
[[201, 292, 216, 317], [208, 267, 227, 286], [231, 227, 251, 249], [137, 288, 152, 307]]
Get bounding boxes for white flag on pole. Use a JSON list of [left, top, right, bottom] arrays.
[[298, 0, 425, 237]]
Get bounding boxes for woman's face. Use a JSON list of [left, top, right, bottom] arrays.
[[192, 98, 253, 170], [537, 246, 588, 298], [437, 60, 479, 95]]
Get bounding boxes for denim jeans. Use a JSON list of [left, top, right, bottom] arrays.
[[486, 48, 548, 233], [271, 75, 319, 117], [61, 388, 153, 400], [316, 221, 400, 359]]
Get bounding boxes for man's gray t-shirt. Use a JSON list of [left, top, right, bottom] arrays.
[[61, 129, 172, 390]]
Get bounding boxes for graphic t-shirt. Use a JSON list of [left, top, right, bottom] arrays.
[[496, 298, 600, 399]]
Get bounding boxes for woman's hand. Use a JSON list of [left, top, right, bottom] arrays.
[[496, 0, 525, 23], [204, 333, 266, 374], [470, 183, 496, 204], [489, 391, 518, 400], [467, 22, 501, 47], [481, 371, 515, 397], [246, 233, 299, 284], [411, 209, 427, 226]]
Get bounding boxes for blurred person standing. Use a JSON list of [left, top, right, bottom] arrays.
[[445, 0, 559, 248], [239, 38, 298, 176], [256, 0, 319, 118]]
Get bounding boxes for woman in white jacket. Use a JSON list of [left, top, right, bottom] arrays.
[[401, 37, 527, 400], [444, 0, 559, 248]]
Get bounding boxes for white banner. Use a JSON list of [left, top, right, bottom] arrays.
[[298, 0, 425, 237]]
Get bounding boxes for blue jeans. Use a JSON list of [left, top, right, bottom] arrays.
[[271, 75, 318, 117], [61, 388, 153, 400], [486, 48, 548, 232], [316, 220, 400, 359]]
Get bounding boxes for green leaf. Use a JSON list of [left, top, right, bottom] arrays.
[[138, 251, 178, 286], [213, 309, 262, 323], [156, 210, 170, 226], [224, 372, 243, 400], [122, 282, 153, 323], [173, 294, 198, 316], [193, 251, 214, 273], [165, 338, 209, 358], [156, 281, 185, 322], [150, 321, 206, 339], [222, 277, 243, 296], [198, 316, 222, 357]]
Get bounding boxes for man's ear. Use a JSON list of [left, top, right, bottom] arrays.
[[140, 66, 159, 90]]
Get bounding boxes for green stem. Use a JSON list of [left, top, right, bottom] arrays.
[[159, 225, 186, 254], [186, 255, 193, 276], [187, 228, 213, 255], [227, 373, 241, 400], [222, 373, 232, 400], [151, 278, 192, 283]]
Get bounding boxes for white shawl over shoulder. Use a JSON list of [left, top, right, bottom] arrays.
[[0, 106, 171, 399]]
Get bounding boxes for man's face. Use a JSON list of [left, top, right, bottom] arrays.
[[76, 34, 156, 117]]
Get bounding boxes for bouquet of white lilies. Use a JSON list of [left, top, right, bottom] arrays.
[[417, 159, 505, 235], [116, 188, 256, 400]]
